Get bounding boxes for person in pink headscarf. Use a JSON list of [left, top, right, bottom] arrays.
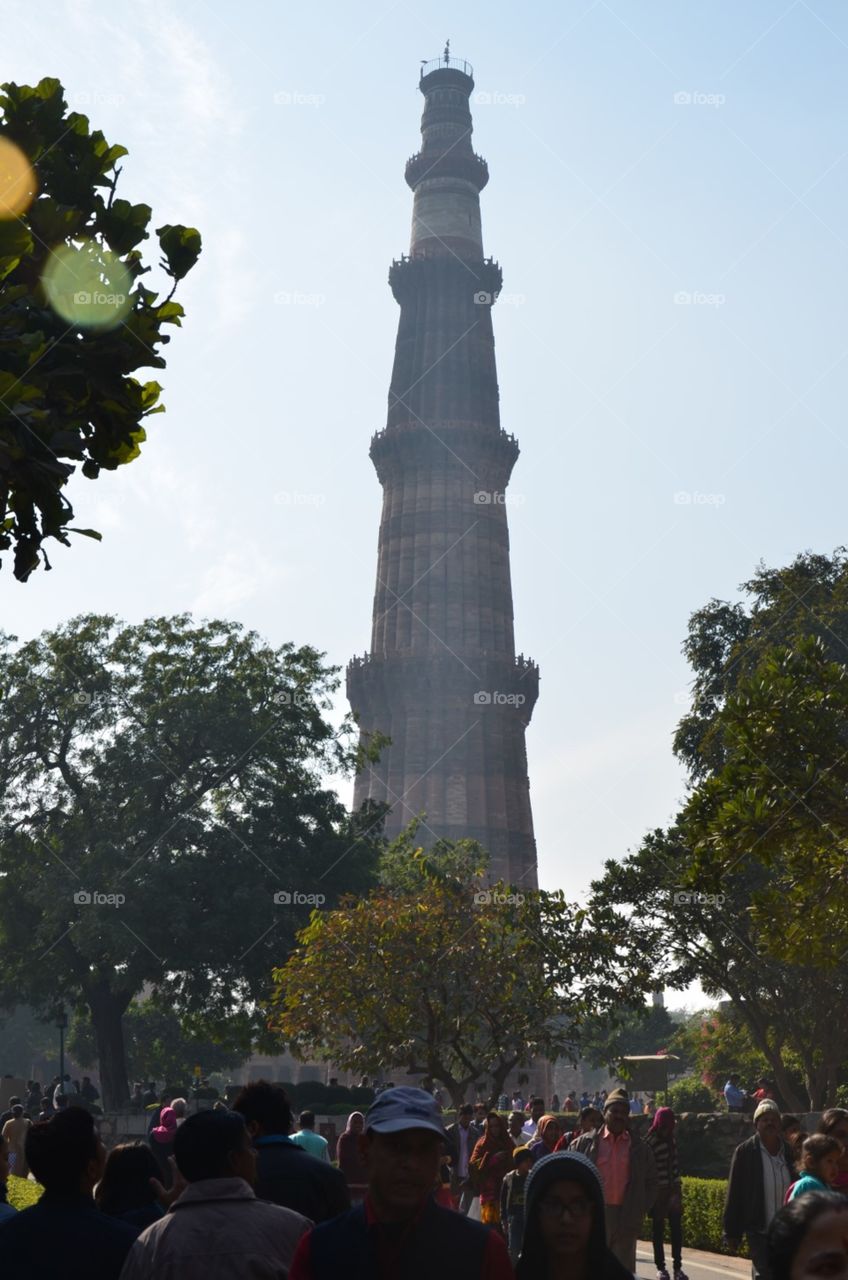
[[645, 1107, 687, 1280], [335, 1112, 367, 1203], [150, 1106, 178, 1188]]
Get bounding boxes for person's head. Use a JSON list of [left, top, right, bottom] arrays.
[[518, 1151, 606, 1280], [649, 1106, 676, 1137], [508, 1110, 525, 1135], [173, 1109, 256, 1185], [767, 1190, 848, 1280], [25, 1108, 106, 1195], [484, 1111, 505, 1140], [755, 1101, 782, 1147], [458, 1104, 474, 1129], [360, 1086, 447, 1220], [10, 1104, 23, 1120], [231, 1080, 293, 1139], [170, 1098, 187, 1120], [603, 1089, 630, 1136], [346, 1111, 365, 1135], [94, 1142, 161, 1215], [537, 1115, 561, 1150], [7, 1096, 20, 1108], [473, 1102, 487, 1124], [530, 1098, 545, 1123], [298, 1109, 316, 1131], [513, 1146, 533, 1177], [82, 1077, 90, 1086], [728, 1073, 740, 1085], [820, 1111, 848, 1173], [783, 1115, 802, 1140], [802, 1135, 843, 1187], [580, 1106, 603, 1133]]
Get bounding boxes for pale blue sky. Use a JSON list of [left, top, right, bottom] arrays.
[[4, 0, 848, 915]]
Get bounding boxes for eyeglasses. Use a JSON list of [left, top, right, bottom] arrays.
[[539, 1196, 592, 1221]]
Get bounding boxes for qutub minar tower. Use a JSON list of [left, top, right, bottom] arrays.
[[347, 50, 539, 887]]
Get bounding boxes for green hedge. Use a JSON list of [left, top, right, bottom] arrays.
[[644, 1177, 747, 1257]]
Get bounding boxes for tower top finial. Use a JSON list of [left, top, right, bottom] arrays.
[[444, 38, 450, 64]]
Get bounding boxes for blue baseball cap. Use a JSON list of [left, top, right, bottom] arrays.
[[365, 1087, 447, 1138]]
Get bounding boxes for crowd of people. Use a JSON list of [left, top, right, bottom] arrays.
[[1, 1075, 847, 1278]]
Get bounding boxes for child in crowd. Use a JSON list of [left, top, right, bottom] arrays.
[[500, 1146, 533, 1265], [787, 1134, 843, 1200]]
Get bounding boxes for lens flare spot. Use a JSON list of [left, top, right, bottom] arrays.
[[0, 137, 37, 218], [42, 241, 132, 330]]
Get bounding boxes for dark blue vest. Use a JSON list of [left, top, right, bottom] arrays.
[[308, 1196, 491, 1280]]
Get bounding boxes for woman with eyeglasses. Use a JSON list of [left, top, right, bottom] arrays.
[[516, 1150, 634, 1280]]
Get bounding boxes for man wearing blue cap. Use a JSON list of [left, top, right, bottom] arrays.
[[288, 1086, 514, 1279]]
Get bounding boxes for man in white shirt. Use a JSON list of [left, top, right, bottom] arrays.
[[444, 1105, 482, 1214], [723, 1101, 795, 1280], [521, 1098, 546, 1140]]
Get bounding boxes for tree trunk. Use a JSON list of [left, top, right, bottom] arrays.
[[87, 985, 131, 1110], [487, 1058, 519, 1111]]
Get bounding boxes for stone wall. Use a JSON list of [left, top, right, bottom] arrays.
[[629, 1111, 823, 1179]]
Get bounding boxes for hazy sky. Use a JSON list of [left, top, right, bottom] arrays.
[[4, 0, 848, 913]]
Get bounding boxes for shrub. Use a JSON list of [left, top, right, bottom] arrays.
[[644, 1177, 747, 1256], [667, 1076, 718, 1113]]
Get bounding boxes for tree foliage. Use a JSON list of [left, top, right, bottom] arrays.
[[270, 830, 650, 1109], [0, 76, 201, 579], [0, 613, 383, 1107]]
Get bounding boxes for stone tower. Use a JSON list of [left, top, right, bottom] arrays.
[[347, 53, 538, 887]]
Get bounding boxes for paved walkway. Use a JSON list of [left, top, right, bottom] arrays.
[[636, 1240, 750, 1280]]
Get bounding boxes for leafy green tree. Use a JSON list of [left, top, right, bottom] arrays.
[[67, 999, 249, 1089], [0, 613, 383, 1107], [270, 833, 637, 1110], [594, 825, 848, 1109], [576, 1003, 680, 1074], [0, 76, 201, 579]]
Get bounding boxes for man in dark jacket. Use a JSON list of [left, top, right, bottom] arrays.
[[288, 1086, 513, 1280], [723, 1100, 796, 1280], [0, 1107, 139, 1279], [231, 1079, 349, 1222], [444, 1104, 482, 1213]]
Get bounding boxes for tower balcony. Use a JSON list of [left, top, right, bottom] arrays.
[[388, 254, 502, 303], [404, 149, 489, 192]]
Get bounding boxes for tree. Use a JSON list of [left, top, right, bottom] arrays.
[[67, 999, 249, 1088], [576, 1002, 681, 1074], [0, 77, 201, 579], [593, 826, 848, 1110], [683, 636, 848, 965], [270, 832, 637, 1110], [667, 1007, 807, 1104], [0, 614, 383, 1107]]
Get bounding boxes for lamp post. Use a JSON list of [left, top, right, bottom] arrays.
[[56, 1007, 68, 1098]]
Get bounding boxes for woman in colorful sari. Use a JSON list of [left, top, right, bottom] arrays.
[[469, 1110, 514, 1228]]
